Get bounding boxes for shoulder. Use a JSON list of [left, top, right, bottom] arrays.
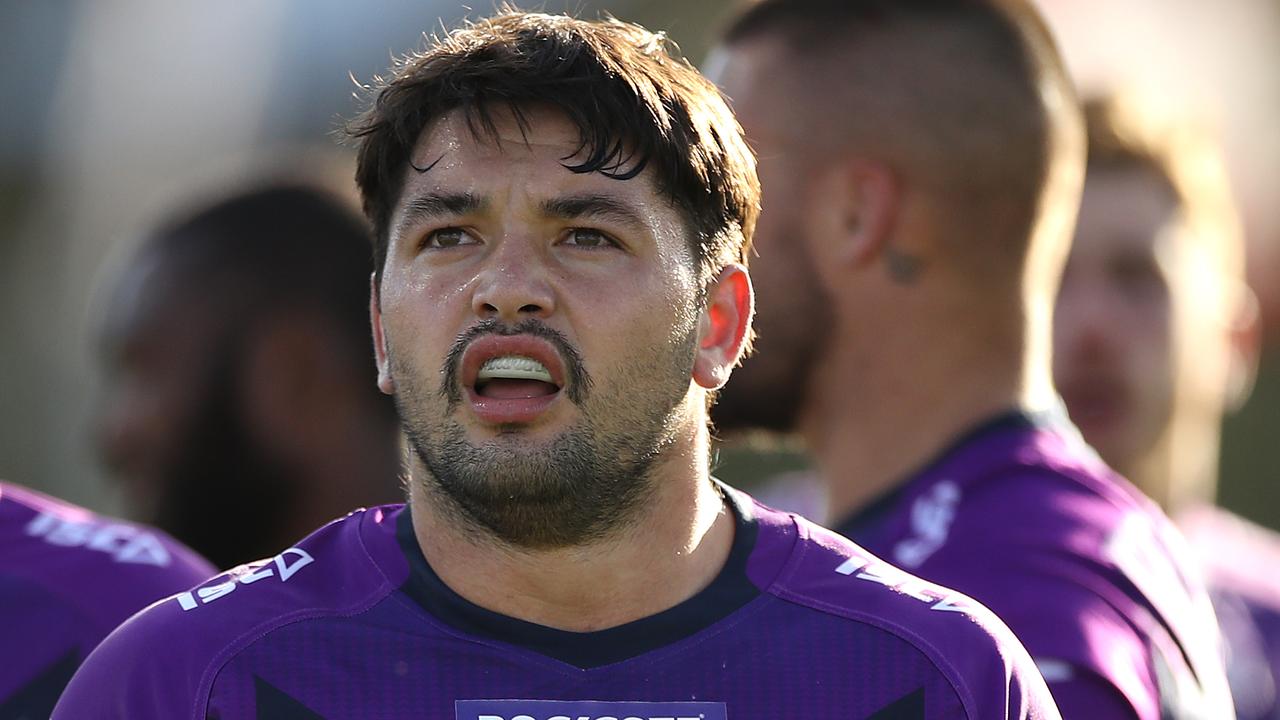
[[927, 426, 1181, 592], [52, 506, 405, 719], [902, 434, 1232, 719], [0, 482, 215, 633], [766, 509, 1060, 719], [1180, 504, 1280, 609]]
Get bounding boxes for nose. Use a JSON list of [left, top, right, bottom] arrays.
[[471, 238, 556, 322], [1055, 275, 1114, 361]]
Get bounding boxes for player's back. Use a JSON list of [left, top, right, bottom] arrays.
[[0, 481, 216, 716], [836, 411, 1235, 720], [55, 486, 1060, 719]]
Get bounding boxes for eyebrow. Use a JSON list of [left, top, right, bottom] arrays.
[[540, 193, 649, 233], [393, 192, 485, 236]]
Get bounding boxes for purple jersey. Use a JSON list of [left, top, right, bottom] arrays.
[[1180, 505, 1280, 720], [836, 412, 1234, 720], [55, 485, 1059, 719], [0, 482, 215, 717]]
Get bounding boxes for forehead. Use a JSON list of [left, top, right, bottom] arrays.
[[397, 106, 661, 206], [1074, 166, 1180, 257]]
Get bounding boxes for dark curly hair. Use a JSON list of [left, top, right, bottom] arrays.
[[346, 9, 759, 292]]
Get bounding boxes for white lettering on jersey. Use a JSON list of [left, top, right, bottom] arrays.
[[175, 547, 314, 611], [458, 699, 722, 720], [835, 556, 967, 613], [24, 511, 171, 567], [478, 707, 706, 712], [892, 480, 960, 569]]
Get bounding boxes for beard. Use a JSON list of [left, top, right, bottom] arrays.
[[712, 239, 832, 435], [392, 317, 698, 550], [149, 336, 296, 570]]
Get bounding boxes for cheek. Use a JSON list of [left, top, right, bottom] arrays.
[[100, 371, 198, 467], [380, 271, 469, 349], [574, 278, 698, 379]]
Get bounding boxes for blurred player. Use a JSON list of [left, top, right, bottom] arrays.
[[1055, 94, 1277, 720], [707, 1, 1234, 717], [55, 11, 1061, 718], [95, 185, 403, 569], [0, 481, 213, 716]]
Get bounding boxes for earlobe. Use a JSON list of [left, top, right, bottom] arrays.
[[692, 264, 754, 390], [370, 275, 395, 395]]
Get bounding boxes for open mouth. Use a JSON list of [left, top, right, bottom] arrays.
[[460, 334, 570, 425], [475, 356, 562, 399]]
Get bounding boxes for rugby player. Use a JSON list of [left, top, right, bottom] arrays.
[[94, 185, 403, 569], [54, 11, 1059, 718], [707, 1, 1235, 717], [0, 482, 213, 716], [1055, 95, 1277, 720]]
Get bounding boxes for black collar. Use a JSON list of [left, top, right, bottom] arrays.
[[396, 488, 761, 669]]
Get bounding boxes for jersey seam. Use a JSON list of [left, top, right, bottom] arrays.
[[771, 515, 980, 719], [189, 509, 399, 720]]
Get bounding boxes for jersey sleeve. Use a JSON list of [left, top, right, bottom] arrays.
[[52, 596, 210, 719], [785, 520, 1063, 719]]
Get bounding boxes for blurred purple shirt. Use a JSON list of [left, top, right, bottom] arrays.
[[836, 411, 1235, 720], [0, 482, 215, 716]]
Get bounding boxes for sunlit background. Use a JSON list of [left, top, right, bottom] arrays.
[[2, 1, 1277, 528]]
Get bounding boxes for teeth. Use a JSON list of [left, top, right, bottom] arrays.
[[477, 355, 554, 383]]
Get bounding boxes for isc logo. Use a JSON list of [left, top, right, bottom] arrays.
[[25, 511, 171, 567], [835, 556, 968, 614], [175, 548, 314, 611]]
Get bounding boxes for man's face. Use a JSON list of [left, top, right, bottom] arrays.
[[704, 41, 833, 434], [96, 255, 221, 518], [1054, 166, 1228, 482], [374, 107, 707, 548], [96, 254, 294, 567]]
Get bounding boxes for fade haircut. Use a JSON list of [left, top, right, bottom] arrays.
[[1083, 94, 1244, 283], [347, 9, 759, 292], [723, 0, 1083, 279]]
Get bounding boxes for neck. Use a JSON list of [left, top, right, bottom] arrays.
[[802, 290, 1053, 522], [1129, 416, 1220, 514], [408, 420, 734, 632]]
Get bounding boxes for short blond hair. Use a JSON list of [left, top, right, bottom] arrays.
[[1083, 94, 1244, 283]]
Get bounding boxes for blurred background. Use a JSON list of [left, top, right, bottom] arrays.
[[2, 0, 1277, 528]]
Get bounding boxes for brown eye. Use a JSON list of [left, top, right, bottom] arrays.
[[562, 228, 616, 248], [426, 228, 470, 249]]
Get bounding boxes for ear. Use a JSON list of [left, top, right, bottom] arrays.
[[370, 274, 395, 395], [1225, 285, 1261, 412], [818, 158, 900, 269], [693, 264, 753, 390]]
